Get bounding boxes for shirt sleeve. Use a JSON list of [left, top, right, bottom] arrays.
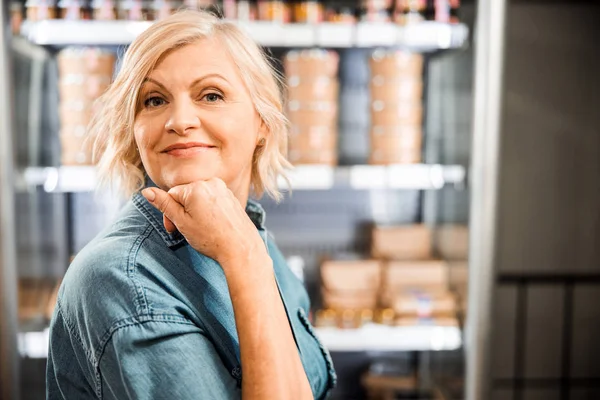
[[99, 319, 240, 400]]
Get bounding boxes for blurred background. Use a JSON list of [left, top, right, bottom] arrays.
[[0, 0, 599, 399]]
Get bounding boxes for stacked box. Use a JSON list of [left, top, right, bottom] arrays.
[[368, 50, 423, 165], [284, 50, 339, 165], [57, 47, 115, 165], [320, 259, 382, 311]]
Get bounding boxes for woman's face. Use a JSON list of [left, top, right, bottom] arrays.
[[134, 38, 265, 197]]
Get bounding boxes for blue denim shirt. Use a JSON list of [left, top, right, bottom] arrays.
[[46, 192, 336, 399]]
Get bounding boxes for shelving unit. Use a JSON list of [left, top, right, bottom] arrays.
[[17, 164, 466, 192], [18, 324, 462, 359], [315, 324, 462, 352], [20, 20, 469, 50], [3, 9, 475, 399]]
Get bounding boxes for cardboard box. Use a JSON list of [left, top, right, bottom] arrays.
[[321, 288, 379, 310], [371, 102, 423, 126], [395, 316, 459, 327], [370, 78, 423, 103], [321, 259, 382, 292], [287, 108, 338, 127], [286, 77, 339, 102], [435, 224, 469, 260], [59, 75, 112, 100], [284, 49, 339, 77], [369, 149, 421, 165], [59, 103, 94, 126], [61, 150, 93, 166], [371, 224, 432, 260], [379, 260, 449, 306], [392, 291, 457, 318], [58, 48, 116, 76], [370, 130, 422, 153], [288, 126, 338, 165], [369, 50, 423, 77], [448, 261, 469, 296], [382, 260, 448, 288]]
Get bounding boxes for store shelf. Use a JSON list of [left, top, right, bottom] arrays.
[[314, 324, 462, 352], [19, 324, 461, 358], [21, 20, 468, 49], [18, 164, 466, 193], [18, 328, 49, 359]]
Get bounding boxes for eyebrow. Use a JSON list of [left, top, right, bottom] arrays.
[[142, 73, 230, 90]]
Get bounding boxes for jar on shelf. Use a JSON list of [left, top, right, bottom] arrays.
[[91, 0, 118, 20], [292, 0, 324, 23], [26, 0, 57, 21], [324, 6, 356, 23], [152, 0, 178, 20], [359, 0, 391, 23], [257, 0, 290, 23], [393, 0, 426, 25], [119, 0, 155, 21], [57, 0, 85, 19], [236, 0, 257, 21], [433, 0, 459, 23]]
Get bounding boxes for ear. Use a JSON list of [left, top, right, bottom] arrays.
[[257, 118, 268, 144]]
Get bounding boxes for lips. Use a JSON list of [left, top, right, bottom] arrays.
[[161, 142, 216, 158]]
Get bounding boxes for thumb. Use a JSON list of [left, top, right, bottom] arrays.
[[141, 188, 185, 229]]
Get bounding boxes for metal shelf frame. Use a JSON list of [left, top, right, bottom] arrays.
[[20, 20, 469, 50]]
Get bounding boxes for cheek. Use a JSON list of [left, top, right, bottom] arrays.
[[133, 118, 157, 152], [214, 111, 260, 156]]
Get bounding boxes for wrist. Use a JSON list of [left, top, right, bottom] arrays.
[[219, 243, 271, 273]]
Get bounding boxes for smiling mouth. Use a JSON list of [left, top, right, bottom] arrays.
[[162, 143, 217, 158]]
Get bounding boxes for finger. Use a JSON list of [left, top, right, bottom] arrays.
[[163, 215, 177, 234], [141, 188, 185, 228]]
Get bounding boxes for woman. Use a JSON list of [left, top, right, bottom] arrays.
[[46, 10, 336, 400]]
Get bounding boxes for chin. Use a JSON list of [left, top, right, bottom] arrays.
[[162, 169, 220, 189]]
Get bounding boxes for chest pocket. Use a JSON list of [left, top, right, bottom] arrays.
[[295, 307, 337, 400]]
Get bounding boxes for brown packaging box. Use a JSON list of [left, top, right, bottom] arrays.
[[395, 316, 459, 327], [371, 101, 423, 126], [369, 50, 423, 77], [284, 49, 339, 77], [287, 108, 338, 128], [58, 48, 116, 76], [435, 224, 469, 260], [59, 106, 93, 126], [370, 78, 423, 103], [321, 259, 382, 292], [369, 148, 421, 165], [371, 224, 432, 260], [286, 77, 339, 102], [448, 261, 468, 293], [370, 129, 422, 153], [383, 260, 448, 288], [61, 150, 93, 166], [288, 150, 337, 166], [321, 289, 379, 310], [59, 75, 112, 100], [379, 260, 449, 307], [288, 125, 338, 165], [392, 291, 457, 318]]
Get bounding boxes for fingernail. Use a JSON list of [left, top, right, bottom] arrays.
[[142, 188, 155, 202]]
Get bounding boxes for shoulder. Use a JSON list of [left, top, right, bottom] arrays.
[[54, 202, 192, 361]]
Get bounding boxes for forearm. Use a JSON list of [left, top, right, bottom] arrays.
[[222, 252, 313, 400]]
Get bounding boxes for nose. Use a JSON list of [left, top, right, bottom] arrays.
[[164, 97, 201, 136]]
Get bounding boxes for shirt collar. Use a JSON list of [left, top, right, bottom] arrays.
[[132, 179, 267, 248]]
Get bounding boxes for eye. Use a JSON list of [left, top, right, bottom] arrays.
[[203, 93, 223, 103], [144, 96, 166, 108]]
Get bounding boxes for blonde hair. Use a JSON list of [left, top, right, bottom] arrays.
[[90, 10, 291, 202]]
